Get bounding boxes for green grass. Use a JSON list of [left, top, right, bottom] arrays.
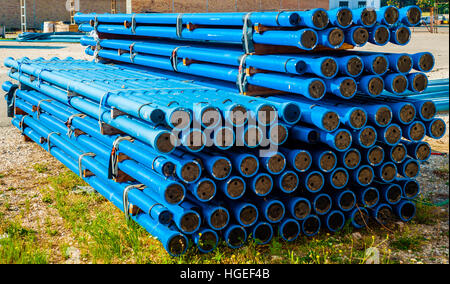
[[390, 234, 426, 252], [1, 166, 446, 264], [0, 221, 48, 264], [33, 163, 49, 174]]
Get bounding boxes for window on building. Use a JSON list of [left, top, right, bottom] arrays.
[[339, 1, 349, 7], [358, 1, 367, 8]]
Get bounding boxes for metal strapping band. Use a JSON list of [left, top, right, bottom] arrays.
[[167, 101, 180, 107], [36, 69, 44, 87], [78, 152, 96, 178], [98, 91, 112, 127], [275, 11, 283, 26], [129, 42, 137, 63], [148, 203, 163, 219], [284, 58, 296, 73], [93, 16, 99, 33], [19, 115, 29, 135], [176, 14, 184, 38], [170, 46, 182, 72], [137, 102, 154, 120], [151, 155, 165, 174], [36, 99, 52, 119], [47, 132, 60, 152], [242, 12, 255, 54], [123, 184, 145, 221], [237, 54, 249, 94], [109, 136, 134, 180], [66, 113, 86, 137], [131, 14, 137, 34], [8, 87, 19, 118]]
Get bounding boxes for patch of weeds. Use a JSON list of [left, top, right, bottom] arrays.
[[47, 170, 86, 192], [433, 166, 449, 180], [42, 195, 53, 204], [390, 232, 426, 252], [33, 163, 49, 174], [0, 173, 5, 179], [0, 221, 48, 264], [413, 201, 439, 225], [6, 187, 16, 191]]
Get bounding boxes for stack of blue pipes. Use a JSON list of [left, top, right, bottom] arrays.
[[2, 5, 448, 257]]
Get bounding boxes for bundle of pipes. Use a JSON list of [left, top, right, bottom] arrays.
[[75, 5, 421, 51], [74, 5, 424, 99], [2, 5, 447, 257]]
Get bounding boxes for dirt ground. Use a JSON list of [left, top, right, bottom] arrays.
[[0, 31, 449, 264]]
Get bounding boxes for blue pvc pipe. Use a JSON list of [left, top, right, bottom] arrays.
[[384, 143, 407, 164], [223, 224, 247, 249], [372, 203, 393, 225], [394, 200, 416, 222], [247, 173, 273, 197], [248, 222, 274, 245], [374, 161, 398, 183], [344, 26, 369, 47], [278, 218, 300, 242], [357, 187, 380, 209], [280, 148, 312, 173], [332, 190, 356, 212], [286, 197, 311, 221], [325, 167, 349, 190], [425, 118, 447, 139], [398, 158, 420, 179], [361, 145, 385, 167], [376, 124, 402, 146], [377, 5, 400, 26], [312, 193, 332, 216], [311, 149, 337, 173], [352, 7, 377, 27], [301, 215, 321, 236], [218, 176, 246, 200], [379, 183, 403, 205], [368, 25, 390, 46], [412, 52, 435, 73], [352, 165, 374, 187], [389, 25, 411, 46], [352, 126, 377, 149], [192, 228, 219, 254], [395, 178, 421, 200], [401, 121, 426, 142], [346, 207, 369, 229], [399, 6, 422, 26], [403, 141, 431, 162], [322, 210, 345, 232], [75, 11, 302, 27], [259, 199, 286, 224], [274, 170, 299, 194], [327, 7, 353, 28], [384, 73, 409, 95], [299, 171, 324, 193], [337, 148, 361, 170]]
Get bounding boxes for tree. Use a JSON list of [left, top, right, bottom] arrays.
[[417, 0, 435, 9]]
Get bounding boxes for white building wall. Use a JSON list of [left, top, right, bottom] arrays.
[[329, 0, 381, 10]]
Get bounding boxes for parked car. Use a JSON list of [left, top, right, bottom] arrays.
[[421, 16, 431, 24]]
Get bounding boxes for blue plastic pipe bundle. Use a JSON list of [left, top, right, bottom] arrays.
[[3, 5, 447, 257]]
